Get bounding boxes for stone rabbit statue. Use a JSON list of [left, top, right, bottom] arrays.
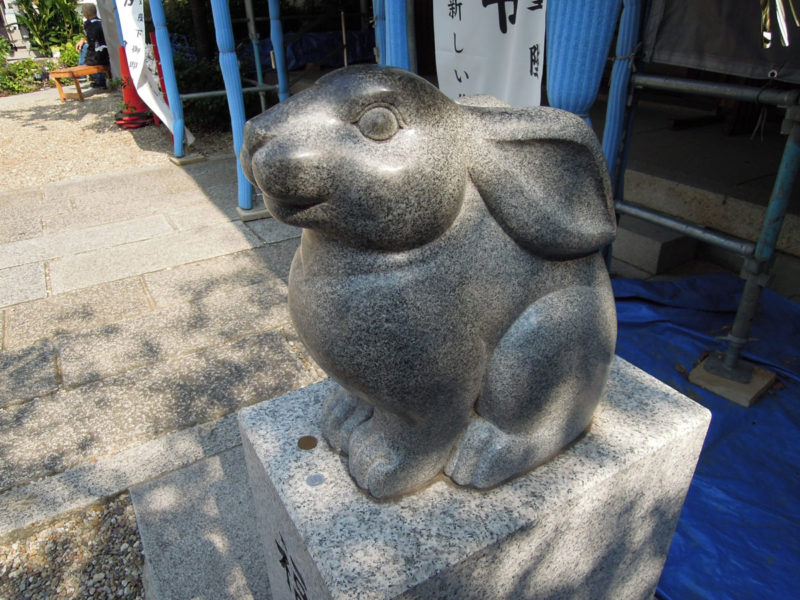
[[241, 65, 617, 499]]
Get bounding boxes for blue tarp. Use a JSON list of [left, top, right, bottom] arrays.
[[613, 274, 800, 600]]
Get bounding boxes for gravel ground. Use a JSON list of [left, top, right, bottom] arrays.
[[0, 493, 144, 600], [0, 85, 234, 191], [0, 85, 235, 598]]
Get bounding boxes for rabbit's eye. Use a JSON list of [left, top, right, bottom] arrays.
[[356, 106, 400, 141]]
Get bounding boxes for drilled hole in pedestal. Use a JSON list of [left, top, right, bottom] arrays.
[[297, 435, 318, 450]]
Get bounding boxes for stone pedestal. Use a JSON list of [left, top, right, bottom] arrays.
[[238, 357, 710, 600]]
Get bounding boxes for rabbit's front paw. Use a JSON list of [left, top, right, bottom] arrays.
[[321, 386, 373, 452], [347, 415, 455, 499]]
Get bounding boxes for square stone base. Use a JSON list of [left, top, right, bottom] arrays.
[[239, 357, 710, 600]]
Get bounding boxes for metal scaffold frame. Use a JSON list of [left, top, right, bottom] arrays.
[[602, 0, 799, 392]]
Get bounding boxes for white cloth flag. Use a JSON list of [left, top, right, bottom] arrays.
[[434, 0, 547, 107], [115, 0, 194, 145]]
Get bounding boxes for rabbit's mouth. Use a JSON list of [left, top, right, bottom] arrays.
[[263, 191, 328, 225], [269, 193, 326, 210]]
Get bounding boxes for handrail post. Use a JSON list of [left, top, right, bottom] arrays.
[[372, 0, 386, 64], [384, 0, 409, 69], [210, 0, 253, 210], [150, 0, 186, 158], [267, 0, 290, 101]]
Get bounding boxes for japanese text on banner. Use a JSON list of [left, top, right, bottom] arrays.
[[115, 0, 194, 145], [434, 0, 547, 107]]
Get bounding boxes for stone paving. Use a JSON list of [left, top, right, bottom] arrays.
[[0, 156, 325, 536]]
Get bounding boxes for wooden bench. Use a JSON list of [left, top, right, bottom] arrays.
[[49, 65, 110, 102]]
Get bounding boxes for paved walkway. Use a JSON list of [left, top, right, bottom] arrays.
[[0, 155, 324, 536]]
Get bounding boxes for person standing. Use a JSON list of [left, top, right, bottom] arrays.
[[76, 3, 110, 88]]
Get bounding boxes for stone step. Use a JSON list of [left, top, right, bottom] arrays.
[[130, 446, 271, 600], [54, 276, 291, 388], [0, 214, 175, 271], [1, 240, 298, 353], [611, 214, 697, 277], [0, 412, 241, 538], [0, 262, 47, 308], [0, 239, 301, 403], [0, 327, 320, 494], [47, 220, 262, 294]]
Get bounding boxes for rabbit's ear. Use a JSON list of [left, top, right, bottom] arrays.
[[466, 106, 615, 259]]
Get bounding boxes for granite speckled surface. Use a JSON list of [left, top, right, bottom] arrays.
[[239, 357, 710, 600], [241, 65, 618, 498]]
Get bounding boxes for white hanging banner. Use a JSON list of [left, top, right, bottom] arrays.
[[115, 0, 194, 145], [434, 0, 547, 107]]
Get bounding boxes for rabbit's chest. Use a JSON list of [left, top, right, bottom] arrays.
[[289, 256, 449, 335]]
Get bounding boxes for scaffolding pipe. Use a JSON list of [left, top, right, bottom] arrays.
[[267, 0, 290, 101], [210, 0, 252, 210], [615, 201, 757, 256], [150, 0, 186, 157], [180, 84, 277, 101], [632, 73, 800, 107], [721, 116, 800, 371], [243, 0, 266, 111], [755, 117, 800, 263]]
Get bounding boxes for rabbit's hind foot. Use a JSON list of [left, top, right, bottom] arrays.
[[347, 411, 461, 499], [446, 417, 565, 489], [321, 386, 373, 452]]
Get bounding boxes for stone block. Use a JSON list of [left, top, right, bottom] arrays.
[[0, 216, 42, 245], [142, 241, 298, 308], [613, 215, 697, 275], [0, 414, 241, 538], [610, 257, 651, 280], [239, 358, 710, 600], [131, 446, 270, 600], [0, 340, 59, 407], [0, 263, 46, 309], [0, 329, 317, 493], [56, 277, 289, 387], [48, 221, 261, 294], [244, 219, 302, 245], [3, 277, 151, 349], [0, 214, 174, 270]]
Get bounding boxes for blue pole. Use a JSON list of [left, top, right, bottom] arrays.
[[267, 0, 290, 101], [384, 0, 409, 69], [150, 0, 185, 158], [601, 0, 641, 186], [210, 0, 253, 210], [111, 2, 123, 42], [546, 0, 623, 123], [372, 0, 386, 65], [756, 121, 800, 262]]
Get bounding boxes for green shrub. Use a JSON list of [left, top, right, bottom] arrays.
[[56, 34, 83, 67], [15, 0, 82, 56], [0, 58, 42, 94], [0, 38, 12, 67]]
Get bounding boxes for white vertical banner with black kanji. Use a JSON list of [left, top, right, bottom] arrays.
[[434, 0, 547, 106], [115, 0, 194, 144]]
